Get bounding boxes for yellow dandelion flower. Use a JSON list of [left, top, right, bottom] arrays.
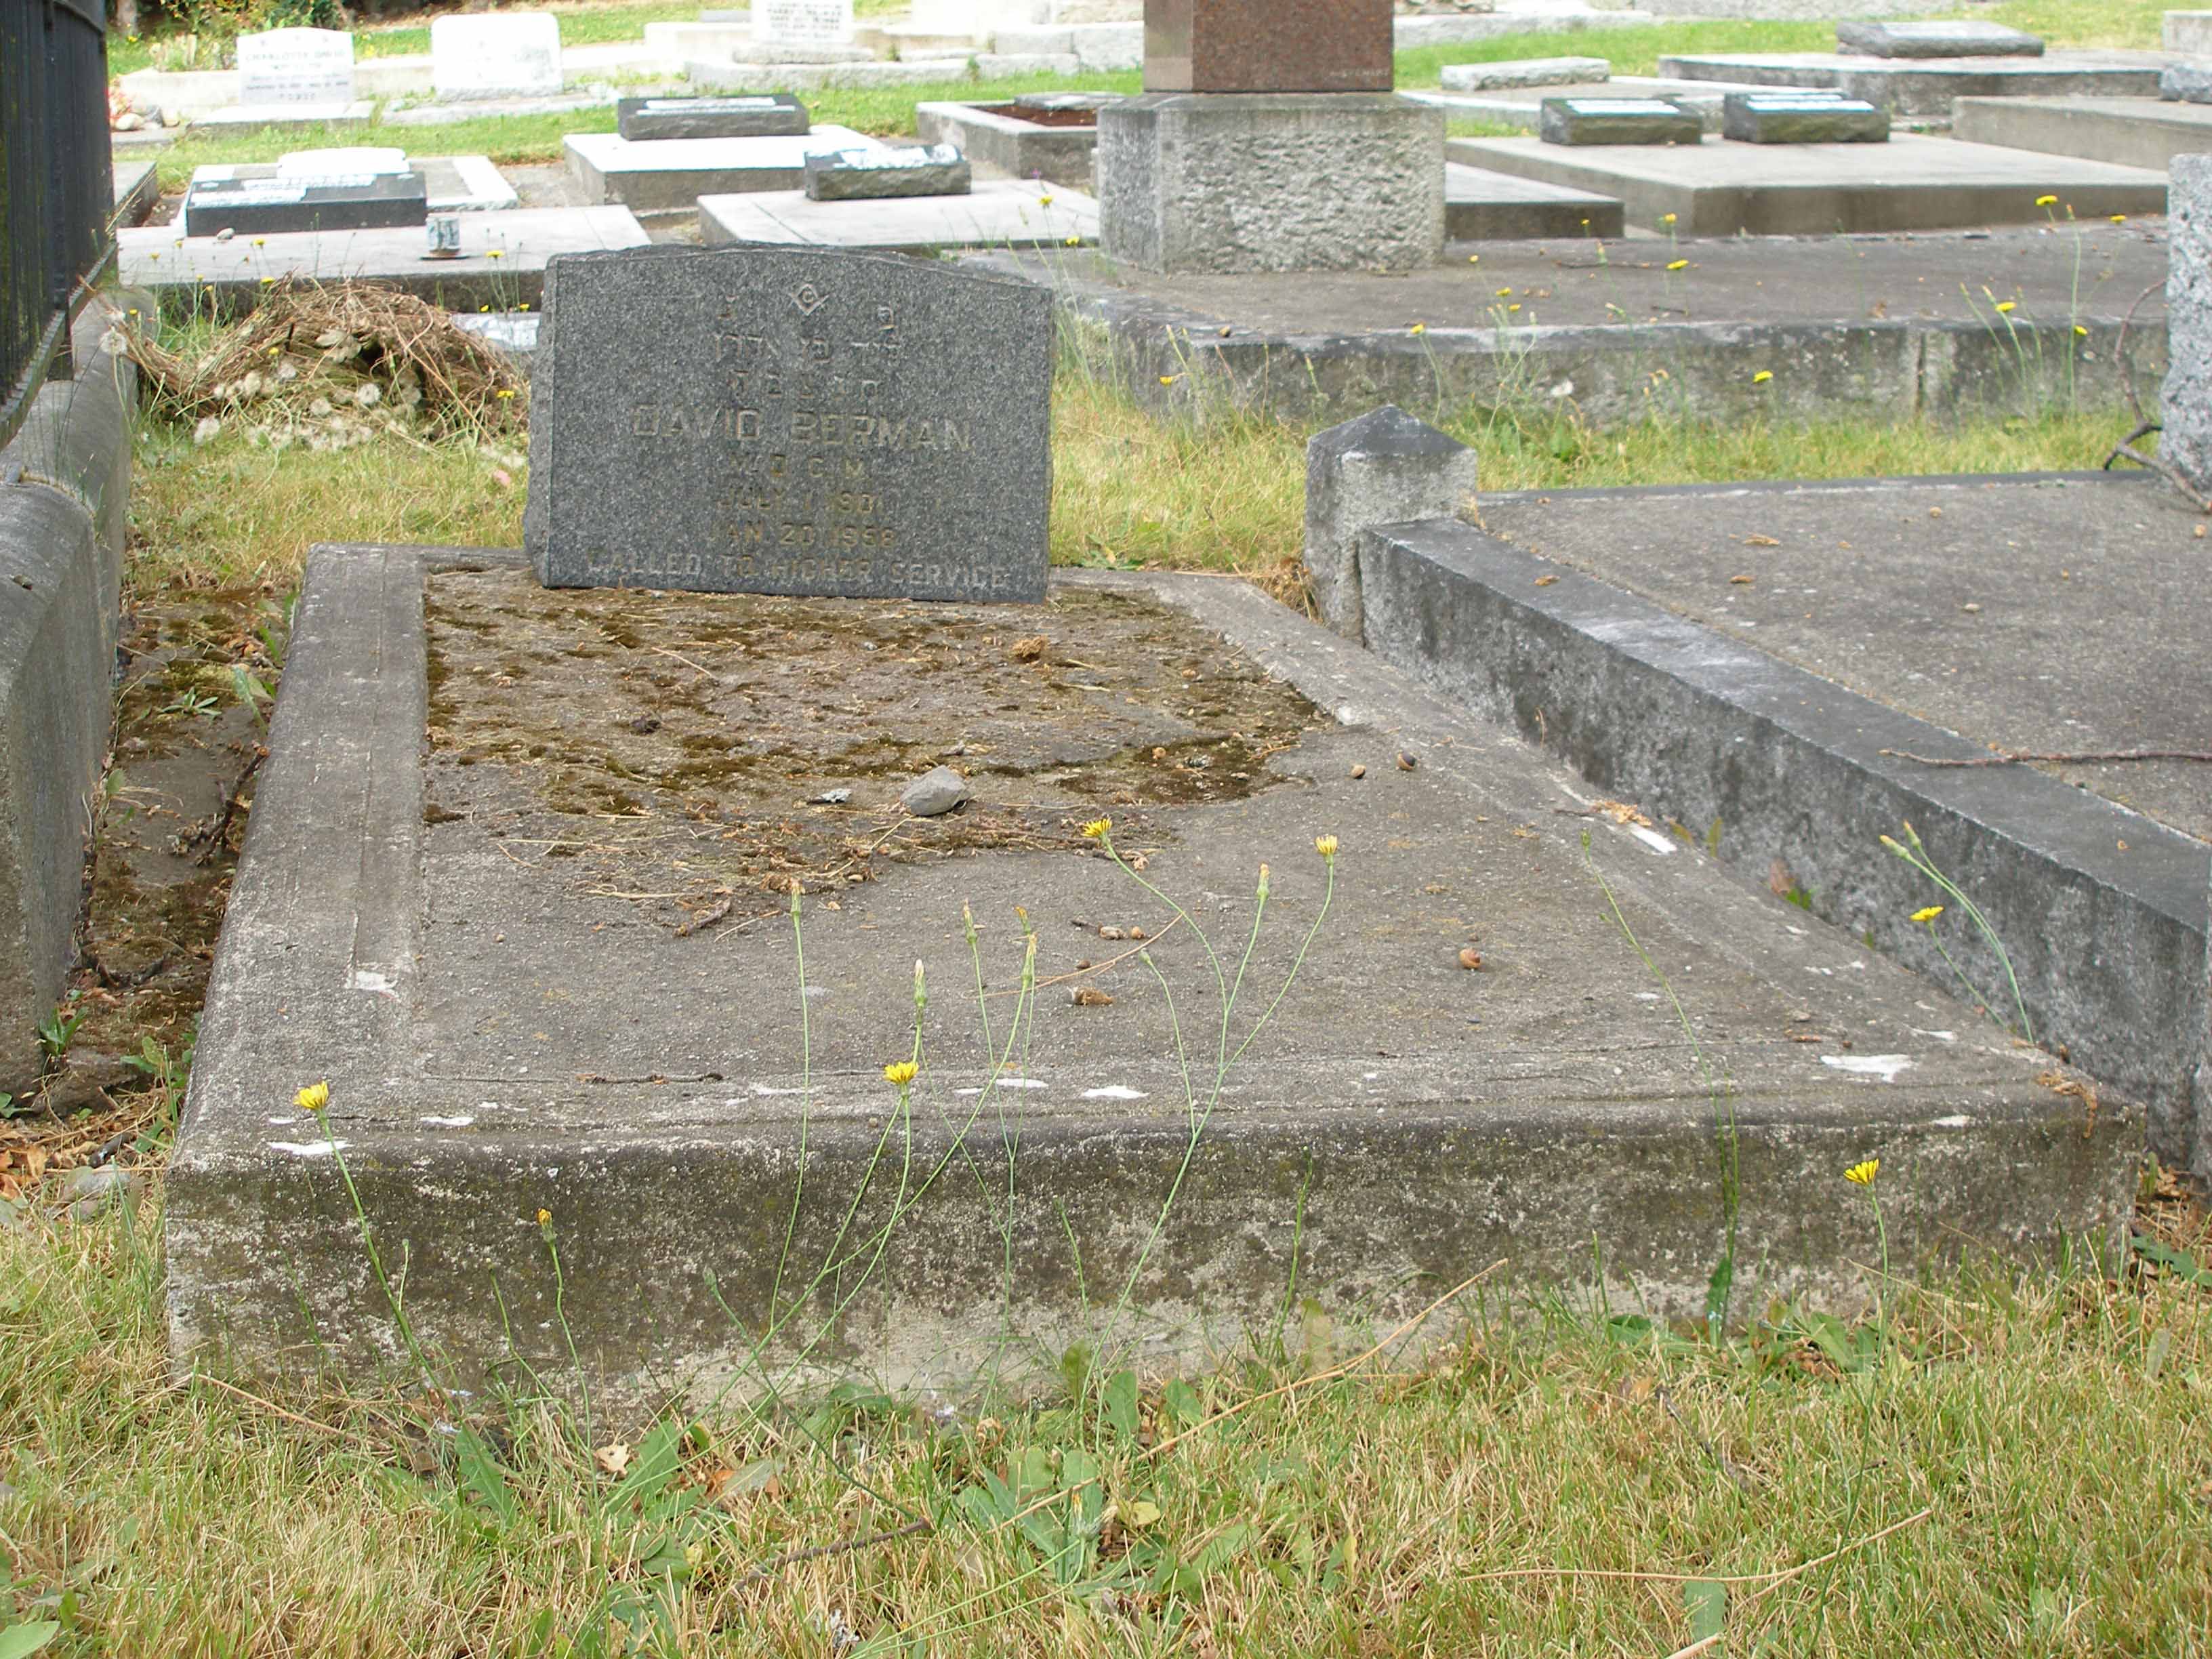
[[1467, 253, 1480, 264], [1845, 1158, 1880, 1186], [1081, 817, 1111, 839], [1065, 234, 1081, 245], [1507, 304, 1521, 313], [1662, 213, 1677, 225], [1409, 322, 1426, 335], [1994, 300, 2015, 314], [884, 1060, 918, 1087], [1495, 287, 1512, 297], [1158, 374, 1178, 386], [2035, 194, 2057, 207], [1666, 259, 1688, 272], [535, 1208, 552, 1226], [1315, 834, 1338, 859], [2110, 213, 2127, 224], [487, 249, 504, 260], [296, 1081, 331, 1112], [1753, 370, 1773, 384], [497, 388, 515, 400], [2074, 324, 2089, 337], [1911, 905, 1944, 924], [260, 276, 275, 285]]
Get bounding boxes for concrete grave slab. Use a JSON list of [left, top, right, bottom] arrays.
[[1953, 95, 2212, 173], [1439, 56, 1611, 91], [188, 156, 518, 216], [384, 91, 647, 129], [188, 100, 373, 132], [182, 169, 429, 238], [119, 205, 651, 311], [564, 126, 883, 211], [699, 179, 1098, 251], [165, 550, 2139, 1408], [1408, 76, 1778, 136], [687, 57, 972, 90], [1657, 51, 2167, 121], [916, 98, 1113, 189], [1347, 470, 2210, 1173], [1836, 19, 2044, 58], [1451, 131, 2168, 236], [968, 222, 2168, 426], [1444, 162, 1624, 239], [617, 93, 812, 140], [112, 160, 161, 226]]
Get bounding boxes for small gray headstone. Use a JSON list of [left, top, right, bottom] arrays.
[[2162, 63, 2212, 104], [1835, 20, 2044, 58], [526, 245, 1052, 602], [182, 169, 428, 237], [1721, 92, 1887, 144], [617, 94, 812, 140], [1304, 405, 1477, 641], [1539, 97, 1702, 147], [899, 765, 969, 816], [804, 144, 972, 201], [1439, 56, 1610, 92]]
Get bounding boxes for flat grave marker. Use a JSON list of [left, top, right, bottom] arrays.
[[1721, 91, 1887, 144], [617, 94, 813, 140], [525, 245, 1052, 601], [234, 26, 355, 104], [1540, 96, 1703, 146], [431, 12, 563, 100], [182, 167, 428, 237], [699, 178, 1097, 252], [1836, 19, 2044, 59], [1439, 56, 1610, 92], [804, 143, 972, 200]]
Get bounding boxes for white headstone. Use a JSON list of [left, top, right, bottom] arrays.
[[753, 0, 855, 49], [911, 0, 1057, 33], [234, 27, 354, 105], [278, 147, 409, 179], [431, 12, 564, 100]]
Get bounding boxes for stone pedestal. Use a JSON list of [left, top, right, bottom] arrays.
[[2163, 153, 2212, 497], [1097, 92, 1443, 274]]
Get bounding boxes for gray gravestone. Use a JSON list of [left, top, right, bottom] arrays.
[[1539, 97, 1702, 146], [1721, 91, 1887, 144], [1304, 405, 1477, 641], [617, 94, 812, 140], [182, 169, 428, 236], [2162, 154, 2212, 497], [234, 26, 354, 104], [804, 144, 972, 201], [1835, 20, 2044, 58], [2162, 64, 2212, 104], [526, 245, 1051, 601]]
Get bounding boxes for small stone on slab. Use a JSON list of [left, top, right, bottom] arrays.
[[617, 93, 812, 140], [2163, 63, 2212, 104], [1721, 92, 1888, 144], [1539, 96, 1702, 147], [1835, 19, 2044, 58], [804, 143, 972, 201], [899, 765, 970, 817], [1439, 57, 1610, 92]]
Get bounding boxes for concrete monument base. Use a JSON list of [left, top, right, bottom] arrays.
[[1097, 91, 1444, 274]]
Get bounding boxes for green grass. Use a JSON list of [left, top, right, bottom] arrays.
[[4, 1185, 2209, 1655]]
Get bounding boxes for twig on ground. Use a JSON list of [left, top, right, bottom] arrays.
[[1468, 1505, 1935, 1590], [727, 1518, 935, 1597], [1882, 745, 2212, 769], [180, 1372, 387, 1450], [188, 745, 267, 864], [2115, 279, 2163, 430]]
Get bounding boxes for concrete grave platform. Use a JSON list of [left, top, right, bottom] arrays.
[[980, 222, 2167, 426], [165, 548, 2139, 1406], [1952, 95, 2212, 174], [1439, 56, 1612, 91], [1656, 51, 2167, 121], [700, 179, 1099, 251], [916, 99, 1113, 189], [189, 100, 373, 132], [1446, 162, 1623, 239], [564, 126, 882, 211], [119, 205, 651, 312], [1450, 131, 2169, 237], [1344, 469, 2209, 1175]]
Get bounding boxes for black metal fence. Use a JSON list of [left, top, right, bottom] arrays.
[[0, 0, 116, 453]]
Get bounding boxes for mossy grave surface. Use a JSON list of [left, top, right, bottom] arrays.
[[424, 569, 1324, 933]]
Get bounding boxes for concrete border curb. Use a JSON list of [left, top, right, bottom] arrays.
[[1345, 489, 2207, 1173], [0, 298, 144, 1090]]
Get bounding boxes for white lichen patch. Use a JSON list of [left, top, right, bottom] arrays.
[[269, 1138, 351, 1158], [1082, 1085, 1147, 1101], [1820, 1053, 1912, 1084], [419, 1114, 476, 1128]]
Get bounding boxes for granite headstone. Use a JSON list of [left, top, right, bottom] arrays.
[[1539, 97, 1703, 147], [1721, 91, 1887, 144], [617, 94, 813, 140], [183, 169, 428, 237], [804, 144, 972, 201], [526, 245, 1052, 602], [234, 26, 355, 104], [1144, 0, 1393, 94], [431, 12, 564, 100], [1835, 20, 2045, 58]]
